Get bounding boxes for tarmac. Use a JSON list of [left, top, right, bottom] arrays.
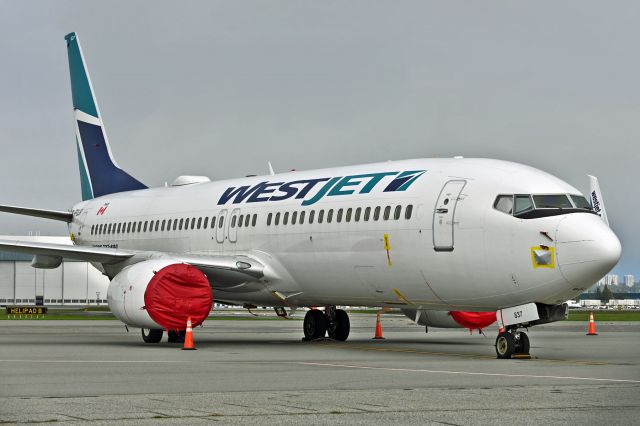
[[1, 313, 639, 424]]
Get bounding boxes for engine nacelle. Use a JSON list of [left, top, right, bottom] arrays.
[[107, 259, 212, 330], [401, 308, 497, 331], [401, 308, 460, 328]]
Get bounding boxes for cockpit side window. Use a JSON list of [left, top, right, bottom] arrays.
[[514, 195, 534, 215], [493, 195, 514, 215], [570, 195, 592, 210]]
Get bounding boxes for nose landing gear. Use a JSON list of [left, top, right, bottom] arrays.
[[495, 329, 530, 359]]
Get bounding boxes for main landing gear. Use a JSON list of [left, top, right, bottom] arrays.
[[141, 328, 185, 343], [303, 306, 350, 341], [495, 329, 530, 359]]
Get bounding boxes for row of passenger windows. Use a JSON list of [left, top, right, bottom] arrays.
[[90, 213, 258, 236], [266, 205, 413, 226], [89, 204, 414, 236]]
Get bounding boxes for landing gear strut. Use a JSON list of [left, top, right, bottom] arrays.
[[495, 329, 530, 359], [303, 307, 350, 341]]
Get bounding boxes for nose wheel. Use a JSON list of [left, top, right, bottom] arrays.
[[495, 330, 530, 359]]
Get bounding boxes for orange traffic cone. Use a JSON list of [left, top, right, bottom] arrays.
[[372, 312, 385, 340], [182, 317, 197, 350], [586, 311, 598, 336]]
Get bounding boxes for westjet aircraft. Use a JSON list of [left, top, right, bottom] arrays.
[[0, 33, 621, 358]]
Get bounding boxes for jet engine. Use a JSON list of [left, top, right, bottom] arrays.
[[401, 308, 496, 332], [107, 259, 212, 330]]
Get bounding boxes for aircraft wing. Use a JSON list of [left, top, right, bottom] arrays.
[[0, 239, 133, 264], [0, 239, 264, 286]]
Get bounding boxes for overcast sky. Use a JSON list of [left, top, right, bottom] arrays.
[[0, 1, 637, 276]]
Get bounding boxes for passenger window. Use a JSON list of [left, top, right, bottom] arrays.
[[155, 221, 160, 232], [117, 223, 122, 233], [218, 217, 224, 228], [405, 205, 413, 219], [179, 218, 184, 230], [143, 221, 148, 232], [309, 210, 315, 224], [161, 220, 166, 231], [238, 215, 244, 228], [231, 215, 236, 228], [197, 217, 202, 229], [494, 195, 514, 215], [346, 208, 352, 222], [245, 215, 251, 227], [252, 214, 257, 227], [337, 209, 343, 223], [267, 213, 273, 226], [138, 222, 142, 232], [394, 205, 401, 220], [292, 211, 297, 225], [364, 207, 371, 221], [355, 207, 361, 222], [299, 211, 305, 224], [191, 218, 196, 229], [327, 209, 333, 223], [275, 212, 280, 225], [384, 206, 391, 220], [374, 206, 381, 221], [210, 217, 216, 229], [514, 195, 534, 215], [318, 210, 324, 223], [283, 212, 289, 225]]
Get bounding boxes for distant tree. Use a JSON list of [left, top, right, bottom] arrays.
[[601, 285, 613, 303], [596, 287, 602, 299]]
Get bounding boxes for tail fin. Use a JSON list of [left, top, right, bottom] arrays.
[[65, 32, 146, 200]]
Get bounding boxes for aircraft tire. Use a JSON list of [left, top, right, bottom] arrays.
[[327, 309, 350, 341], [495, 332, 514, 359], [304, 309, 327, 340], [167, 330, 186, 343], [516, 331, 530, 354], [141, 328, 163, 343]]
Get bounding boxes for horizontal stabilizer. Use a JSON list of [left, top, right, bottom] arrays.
[[0, 205, 73, 222]]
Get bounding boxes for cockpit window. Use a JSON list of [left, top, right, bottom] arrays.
[[514, 195, 534, 215], [570, 195, 591, 210], [494, 195, 513, 214], [532, 194, 572, 209], [494, 193, 596, 219]]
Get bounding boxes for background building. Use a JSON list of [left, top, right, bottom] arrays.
[[0, 236, 109, 306], [624, 275, 635, 288]]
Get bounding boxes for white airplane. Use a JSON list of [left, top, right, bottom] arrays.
[[0, 33, 621, 359]]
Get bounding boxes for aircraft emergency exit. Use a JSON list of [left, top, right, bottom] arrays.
[[0, 33, 621, 358]]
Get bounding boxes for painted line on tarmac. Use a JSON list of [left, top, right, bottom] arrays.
[[319, 343, 609, 366], [297, 362, 640, 384], [0, 360, 184, 363]]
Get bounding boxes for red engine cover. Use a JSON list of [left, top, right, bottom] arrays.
[[144, 263, 212, 330], [449, 311, 497, 331]]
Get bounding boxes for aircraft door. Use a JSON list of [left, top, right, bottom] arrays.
[[228, 209, 240, 243], [433, 180, 466, 251], [216, 210, 227, 243]]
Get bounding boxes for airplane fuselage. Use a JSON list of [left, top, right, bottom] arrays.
[[69, 157, 619, 311]]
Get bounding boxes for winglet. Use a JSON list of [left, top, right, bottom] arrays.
[[588, 175, 609, 226]]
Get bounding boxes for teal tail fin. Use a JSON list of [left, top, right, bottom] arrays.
[[65, 32, 147, 200]]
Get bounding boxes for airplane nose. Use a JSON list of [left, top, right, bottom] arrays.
[[555, 213, 622, 288]]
